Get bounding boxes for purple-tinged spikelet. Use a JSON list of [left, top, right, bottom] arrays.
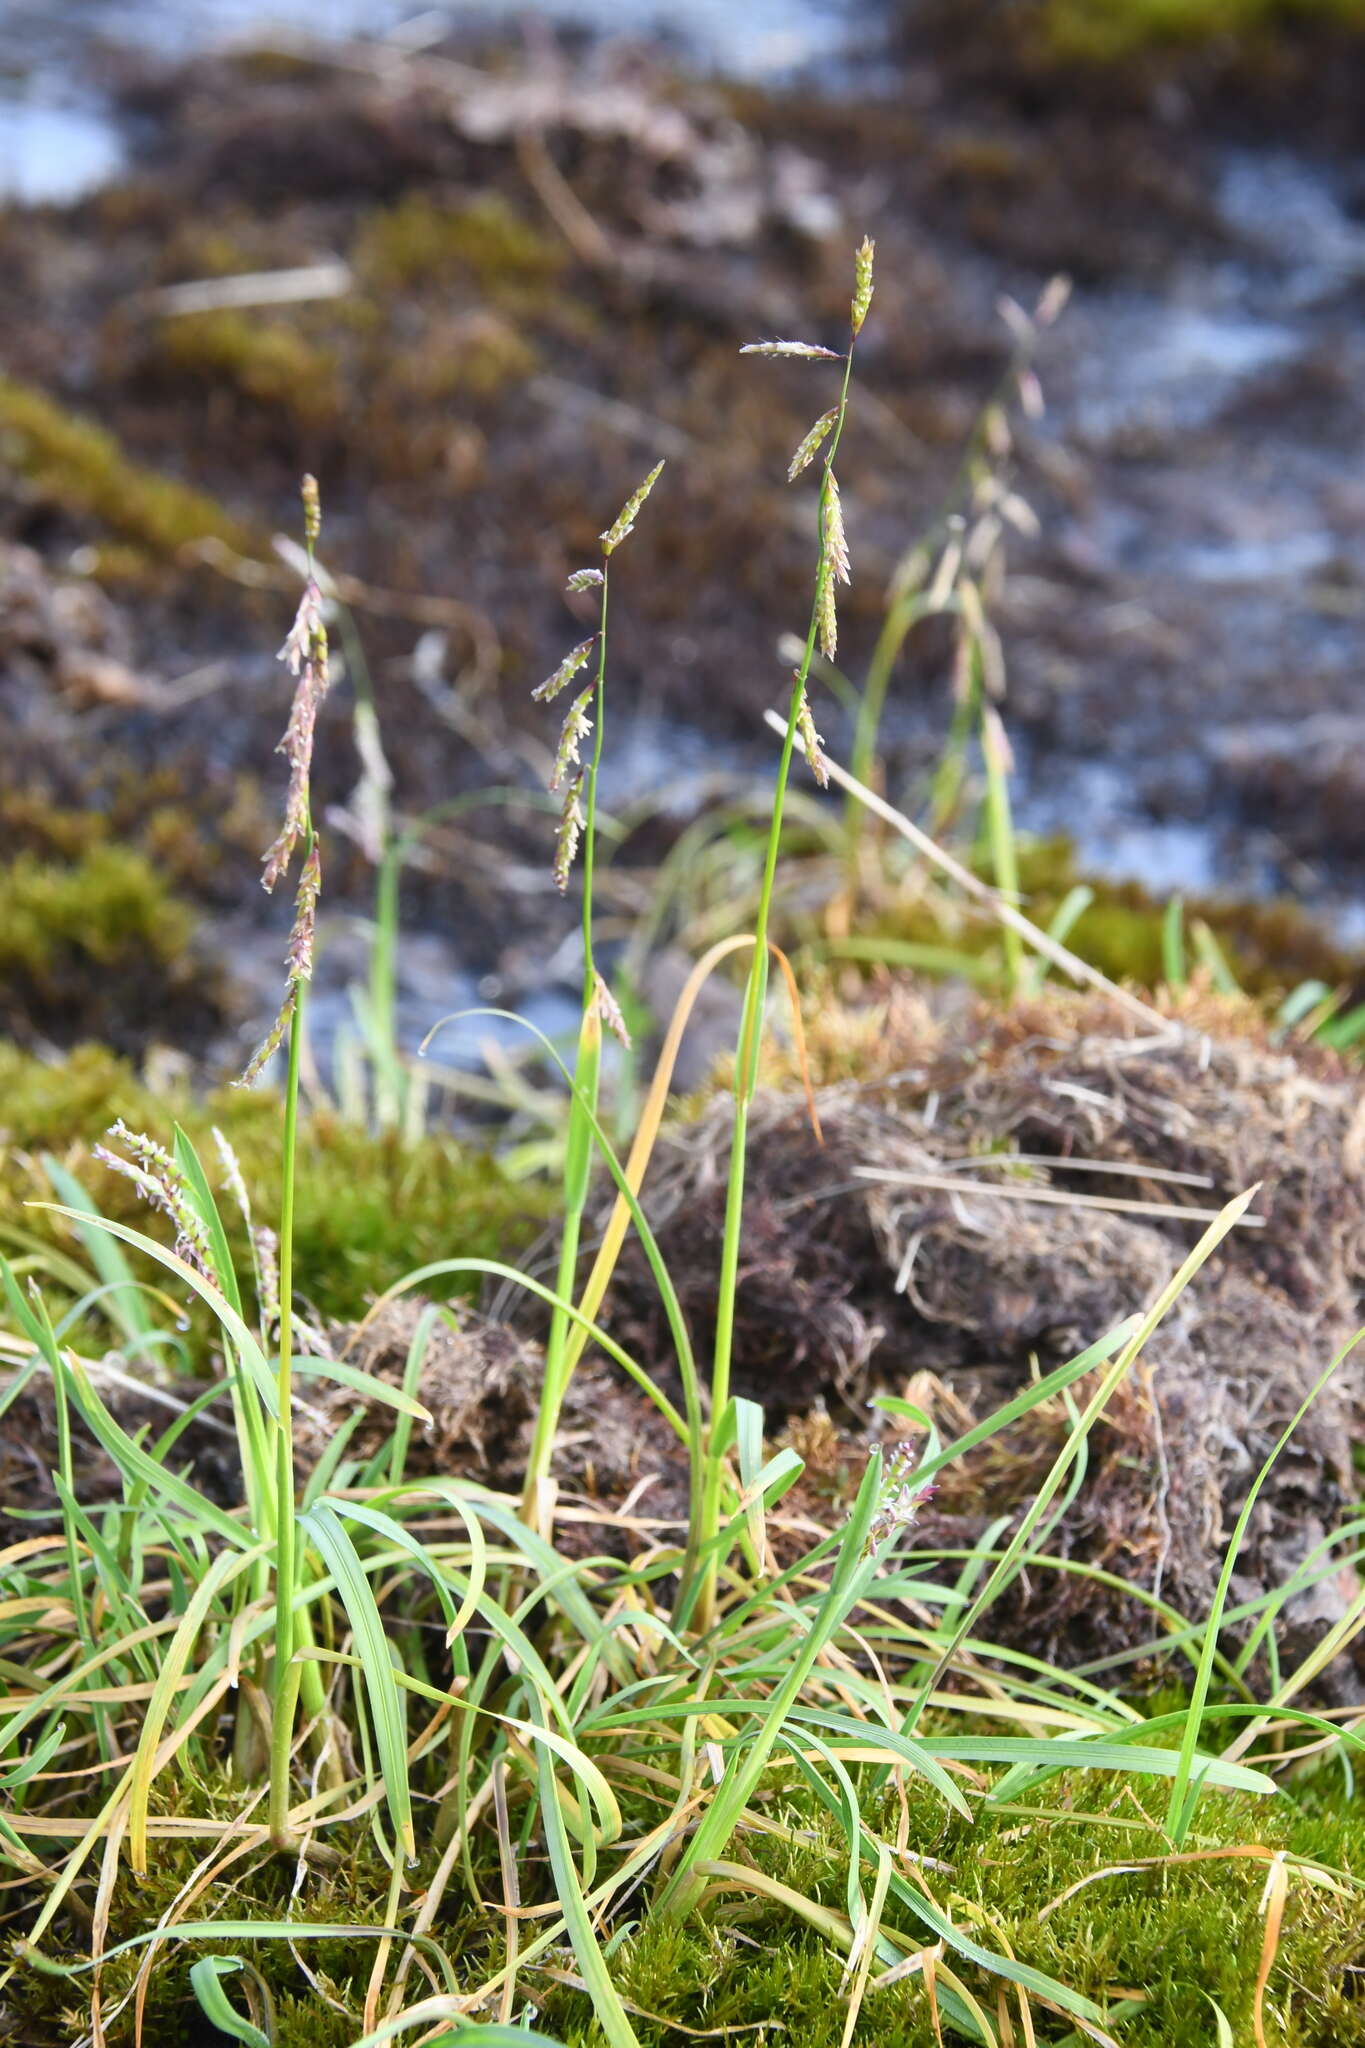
[[600, 460, 665, 555], [553, 770, 585, 893], [740, 340, 843, 360], [850, 237, 875, 337], [533, 637, 596, 705], [787, 408, 838, 483], [867, 1440, 933, 1553], [566, 567, 604, 593], [263, 578, 329, 894], [239, 992, 297, 1089]]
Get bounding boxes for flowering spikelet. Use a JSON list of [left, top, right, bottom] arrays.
[[239, 991, 296, 1088], [822, 473, 850, 586], [795, 688, 828, 789], [255, 1224, 281, 1334], [600, 459, 664, 555], [565, 567, 604, 593], [93, 1121, 213, 1279], [867, 1440, 933, 1554], [213, 1126, 252, 1231], [787, 407, 838, 482], [590, 969, 631, 1049], [551, 686, 593, 792], [740, 339, 843, 360], [533, 637, 596, 704], [553, 770, 585, 892], [817, 571, 838, 661], [850, 236, 875, 336], [263, 577, 329, 893], [286, 842, 322, 982]]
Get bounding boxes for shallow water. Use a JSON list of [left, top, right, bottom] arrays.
[[0, 0, 866, 204]]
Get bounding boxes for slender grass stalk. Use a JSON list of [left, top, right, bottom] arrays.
[[695, 246, 871, 1630], [267, 956, 307, 1848], [522, 471, 662, 1536]]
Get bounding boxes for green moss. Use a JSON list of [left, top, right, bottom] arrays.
[[0, 847, 222, 1053], [385, 310, 540, 403], [0, 1040, 553, 1327], [155, 310, 342, 426], [353, 190, 565, 296], [0, 374, 256, 559], [1043, 0, 1365, 60]]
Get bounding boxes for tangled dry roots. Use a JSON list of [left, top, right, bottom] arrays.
[[607, 989, 1365, 1675]]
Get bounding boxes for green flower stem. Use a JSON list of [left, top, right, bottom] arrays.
[[267, 948, 306, 1849], [522, 570, 610, 1532], [693, 345, 857, 1633]]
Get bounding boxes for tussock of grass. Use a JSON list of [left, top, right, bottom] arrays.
[[4, 236, 1364, 2048]]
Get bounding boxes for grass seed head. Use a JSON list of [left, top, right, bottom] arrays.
[[551, 686, 594, 792], [301, 470, 321, 548], [566, 566, 604, 593], [533, 636, 596, 704], [822, 473, 851, 586], [590, 969, 631, 1048], [740, 339, 844, 360], [818, 571, 839, 660], [263, 575, 329, 893], [868, 1439, 933, 1552], [796, 687, 829, 789], [600, 458, 665, 554], [851, 236, 875, 336], [93, 1120, 213, 1278], [787, 407, 839, 483], [553, 769, 585, 892]]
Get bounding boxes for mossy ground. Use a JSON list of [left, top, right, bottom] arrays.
[[0, 846, 226, 1055], [0, 374, 255, 568], [13, 1764, 1365, 2045], [1041, 0, 1365, 61]]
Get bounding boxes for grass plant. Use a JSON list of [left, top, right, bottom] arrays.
[[2, 240, 1364, 2048]]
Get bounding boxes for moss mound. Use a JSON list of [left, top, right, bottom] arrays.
[[0, 846, 225, 1054], [0, 1040, 552, 1330]]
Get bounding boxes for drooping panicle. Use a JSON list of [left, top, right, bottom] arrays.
[[600, 460, 664, 555], [93, 1121, 213, 1280]]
